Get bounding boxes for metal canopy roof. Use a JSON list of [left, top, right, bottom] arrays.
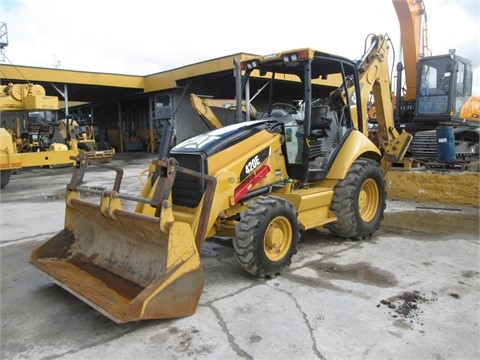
[[0, 52, 255, 105], [0, 64, 145, 103]]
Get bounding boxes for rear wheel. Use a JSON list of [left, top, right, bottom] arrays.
[[326, 158, 386, 239], [234, 196, 299, 278]]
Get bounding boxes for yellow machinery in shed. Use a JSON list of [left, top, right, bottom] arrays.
[[58, 118, 115, 162], [0, 82, 114, 188], [0, 83, 77, 188]]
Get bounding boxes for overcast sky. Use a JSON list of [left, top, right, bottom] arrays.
[[1, 0, 479, 93]]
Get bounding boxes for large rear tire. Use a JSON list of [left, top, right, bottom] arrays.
[[325, 158, 386, 240], [234, 196, 300, 278]]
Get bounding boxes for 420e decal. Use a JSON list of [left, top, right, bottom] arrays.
[[239, 147, 270, 181]]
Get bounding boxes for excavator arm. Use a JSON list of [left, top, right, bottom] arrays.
[[356, 34, 413, 173]]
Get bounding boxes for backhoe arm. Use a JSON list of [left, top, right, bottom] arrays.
[[356, 34, 413, 173]]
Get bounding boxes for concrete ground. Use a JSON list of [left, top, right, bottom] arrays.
[[1, 153, 479, 360]]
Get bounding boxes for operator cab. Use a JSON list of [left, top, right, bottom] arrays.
[[239, 49, 362, 181], [416, 53, 473, 123]]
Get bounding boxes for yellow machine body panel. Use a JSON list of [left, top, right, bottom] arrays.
[[207, 126, 286, 178], [459, 96, 480, 124], [0, 127, 77, 168], [0, 128, 22, 170], [277, 187, 337, 230], [16, 149, 77, 168], [23, 95, 58, 111], [326, 130, 381, 179], [0, 83, 59, 111]]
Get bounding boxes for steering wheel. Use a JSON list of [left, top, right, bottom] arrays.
[[272, 103, 298, 114]]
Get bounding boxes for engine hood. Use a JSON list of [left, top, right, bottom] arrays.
[[171, 120, 274, 158]]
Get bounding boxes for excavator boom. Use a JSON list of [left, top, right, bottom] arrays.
[[392, 0, 429, 101]]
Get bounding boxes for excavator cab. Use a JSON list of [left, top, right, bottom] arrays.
[[416, 53, 474, 122], [408, 53, 479, 161]]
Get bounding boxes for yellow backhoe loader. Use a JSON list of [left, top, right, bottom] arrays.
[[30, 34, 412, 323], [58, 118, 115, 162]]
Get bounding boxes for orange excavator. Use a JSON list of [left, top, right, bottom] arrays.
[[392, 0, 479, 163]]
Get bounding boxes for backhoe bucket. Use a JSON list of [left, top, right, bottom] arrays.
[[30, 156, 216, 323]]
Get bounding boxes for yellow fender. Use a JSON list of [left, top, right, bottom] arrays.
[[326, 130, 381, 179]]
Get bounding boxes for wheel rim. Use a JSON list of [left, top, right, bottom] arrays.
[[358, 178, 379, 222], [263, 216, 292, 262]]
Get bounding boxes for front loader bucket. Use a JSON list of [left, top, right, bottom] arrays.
[[30, 156, 216, 323]]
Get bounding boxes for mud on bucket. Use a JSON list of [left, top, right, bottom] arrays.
[[29, 204, 205, 323]]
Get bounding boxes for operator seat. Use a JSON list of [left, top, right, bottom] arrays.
[[294, 104, 337, 163], [301, 105, 333, 159], [310, 105, 332, 139]]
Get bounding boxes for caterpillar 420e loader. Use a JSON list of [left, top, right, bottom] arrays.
[[30, 34, 412, 323]]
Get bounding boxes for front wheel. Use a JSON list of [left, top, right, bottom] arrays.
[[234, 196, 300, 278], [326, 158, 386, 240]]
